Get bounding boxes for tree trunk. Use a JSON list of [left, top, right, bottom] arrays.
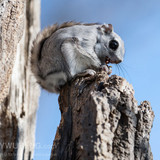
[[0, 0, 40, 160], [50, 71, 154, 160]]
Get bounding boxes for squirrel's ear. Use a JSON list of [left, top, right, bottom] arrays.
[[101, 24, 113, 34]]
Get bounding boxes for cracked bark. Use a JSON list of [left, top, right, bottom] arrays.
[[50, 71, 154, 160], [0, 0, 40, 160]]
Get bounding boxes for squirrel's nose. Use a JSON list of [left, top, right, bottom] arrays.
[[109, 40, 119, 51]]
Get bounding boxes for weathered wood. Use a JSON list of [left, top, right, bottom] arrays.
[[0, 0, 40, 160], [50, 71, 154, 160]]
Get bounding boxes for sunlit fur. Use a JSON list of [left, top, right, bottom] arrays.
[[31, 22, 125, 93]]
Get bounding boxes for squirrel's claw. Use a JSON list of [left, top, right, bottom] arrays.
[[100, 65, 112, 75]]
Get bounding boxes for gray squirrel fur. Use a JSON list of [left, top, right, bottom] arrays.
[[31, 22, 125, 93]]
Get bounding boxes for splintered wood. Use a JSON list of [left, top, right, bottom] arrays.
[[51, 71, 154, 160]]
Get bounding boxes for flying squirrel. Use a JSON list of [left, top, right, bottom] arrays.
[[31, 22, 125, 93]]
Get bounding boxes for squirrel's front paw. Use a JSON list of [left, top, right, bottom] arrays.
[[82, 69, 96, 76], [100, 65, 112, 75], [73, 69, 96, 79]]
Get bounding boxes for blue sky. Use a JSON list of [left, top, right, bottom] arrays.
[[34, 0, 160, 159]]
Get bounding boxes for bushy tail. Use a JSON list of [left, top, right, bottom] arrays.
[[30, 24, 59, 79], [30, 21, 81, 85]]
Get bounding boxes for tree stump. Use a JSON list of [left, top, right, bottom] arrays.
[[50, 70, 154, 160]]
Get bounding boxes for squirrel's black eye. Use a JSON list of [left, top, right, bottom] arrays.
[[109, 40, 119, 51]]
